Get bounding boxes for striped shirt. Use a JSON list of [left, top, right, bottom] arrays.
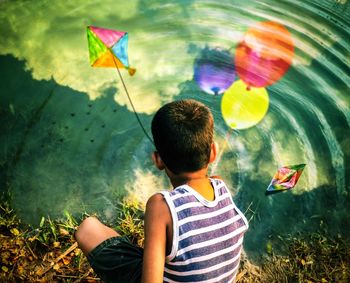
[[161, 178, 248, 283]]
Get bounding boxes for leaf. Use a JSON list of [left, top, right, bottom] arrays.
[[48, 218, 57, 239], [59, 228, 69, 236], [10, 228, 20, 236], [53, 263, 60, 270], [301, 259, 306, 266], [1, 266, 8, 272], [40, 217, 45, 228], [34, 270, 40, 277], [266, 241, 273, 254], [28, 236, 37, 242], [15, 238, 24, 246], [53, 241, 60, 248], [62, 257, 71, 265], [9, 104, 15, 115], [17, 265, 24, 275]]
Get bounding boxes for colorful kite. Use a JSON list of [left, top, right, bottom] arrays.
[[86, 26, 154, 144], [266, 164, 306, 195], [87, 25, 136, 75]]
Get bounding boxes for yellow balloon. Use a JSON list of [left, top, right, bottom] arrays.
[[221, 80, 269, 129]]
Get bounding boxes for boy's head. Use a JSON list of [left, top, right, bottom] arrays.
[[151, 99, 214, 175]]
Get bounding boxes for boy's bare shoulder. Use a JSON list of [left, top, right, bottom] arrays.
[[145, 193, 169, 215]]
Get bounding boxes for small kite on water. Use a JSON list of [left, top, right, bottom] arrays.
[[266, 164, 306, 195]]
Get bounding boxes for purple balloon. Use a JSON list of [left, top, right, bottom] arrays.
[[194, 48, 236, 95]]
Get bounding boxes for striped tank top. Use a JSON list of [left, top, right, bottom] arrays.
[[161, 178, 249, 283]]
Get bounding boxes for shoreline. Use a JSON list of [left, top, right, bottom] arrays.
[[1, 195, 349, 282]]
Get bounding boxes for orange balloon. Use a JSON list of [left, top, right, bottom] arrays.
[[235, 21, 294, 87]]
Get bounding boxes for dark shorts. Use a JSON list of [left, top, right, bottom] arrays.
[[87, 236, 144, 283]]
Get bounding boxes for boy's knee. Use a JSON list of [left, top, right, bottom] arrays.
[[75, 216, 118, 255], [75, 216, 100, 242]]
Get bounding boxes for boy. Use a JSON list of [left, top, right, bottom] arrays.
[[75, 99, 249, 283]]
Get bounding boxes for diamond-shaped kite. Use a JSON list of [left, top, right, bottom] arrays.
[[266, 164, 306, 195], [87, 25, 136, 75], [86, 26, 154, 144]]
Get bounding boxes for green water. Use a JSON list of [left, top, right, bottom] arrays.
[[0, 0, 349, 260]]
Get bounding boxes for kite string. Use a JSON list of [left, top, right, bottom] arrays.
[[112, 57, 154, 145]]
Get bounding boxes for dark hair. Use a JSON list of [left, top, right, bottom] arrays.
[[151, 99, 214, 174]]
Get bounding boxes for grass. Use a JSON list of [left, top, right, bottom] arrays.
[[0, 197, 91, 282], [237, 233, 350, 283], [0, 193, 146, 282], [0, 193, 349, 282]]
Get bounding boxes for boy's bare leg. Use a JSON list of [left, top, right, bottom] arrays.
[[75, 216, 119, 255]]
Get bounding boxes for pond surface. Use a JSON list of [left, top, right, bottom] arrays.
[[0, 0, 349, 260]]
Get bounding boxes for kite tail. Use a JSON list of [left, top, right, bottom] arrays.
[[128, 67, 136, 76], [112, 57, 154, 145]]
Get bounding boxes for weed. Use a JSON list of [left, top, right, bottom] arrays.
[[1, 193, 349, 282]]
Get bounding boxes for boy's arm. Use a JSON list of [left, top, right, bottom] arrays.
[[141, 193, 169, 283]]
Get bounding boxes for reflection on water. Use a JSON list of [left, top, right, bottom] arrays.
[[0, 0, 349, 259]]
